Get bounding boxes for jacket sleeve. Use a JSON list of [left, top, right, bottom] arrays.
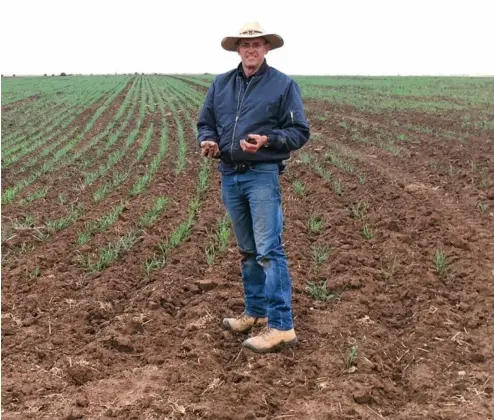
[[265, 80, 310, 152], [197, 79, 219, 146]]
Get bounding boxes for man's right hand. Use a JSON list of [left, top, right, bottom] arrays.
[[200, 140, 220, 158]]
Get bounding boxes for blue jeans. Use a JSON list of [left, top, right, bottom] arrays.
[[220, 163, 294, 331]]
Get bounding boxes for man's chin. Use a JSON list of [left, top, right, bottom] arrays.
[[244, 62, 258, 70]]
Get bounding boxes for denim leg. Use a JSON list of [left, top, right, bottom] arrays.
[[221, 174, 267, 318], [244, 168, 294, 331]]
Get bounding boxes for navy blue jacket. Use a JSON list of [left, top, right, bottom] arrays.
[[197, 60, 310, 172]]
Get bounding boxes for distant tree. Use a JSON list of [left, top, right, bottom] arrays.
[[60, 72, 67, 76], [52, 74, 55, 76], [13, 74, 16, 77], [44, 74, 47, 77]]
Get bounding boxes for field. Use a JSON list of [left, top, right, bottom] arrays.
[[1, 74, 494, 419]]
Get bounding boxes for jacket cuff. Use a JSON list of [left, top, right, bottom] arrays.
[[198, 134, 219, 144], [265, 132, 284, 150]]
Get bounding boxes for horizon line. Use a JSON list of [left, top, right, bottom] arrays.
[[2, 72, 494, 78]]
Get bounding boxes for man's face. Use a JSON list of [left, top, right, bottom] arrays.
[[237, 37, 270, 70]]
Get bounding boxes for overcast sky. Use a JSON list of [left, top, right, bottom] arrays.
[[2, 0, 494, 76]]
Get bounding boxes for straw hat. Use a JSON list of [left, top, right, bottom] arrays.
[[221, 21, 284, 52]]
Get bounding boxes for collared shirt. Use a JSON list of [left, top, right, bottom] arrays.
[[238, 59, 268, 88]]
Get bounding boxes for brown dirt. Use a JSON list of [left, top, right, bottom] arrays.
[[2, 91, 493, 419], [308, 100, 494, 206], [1, 94, 41, 112]]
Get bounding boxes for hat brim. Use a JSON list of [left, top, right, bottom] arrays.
[[221, 33, 284, 52]]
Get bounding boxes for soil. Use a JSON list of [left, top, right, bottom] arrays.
[[1, 94, 41, 112], [2, 86, 493, 419]]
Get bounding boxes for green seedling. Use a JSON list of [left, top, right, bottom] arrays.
[[434, 249, 448, 275], [308, 216, 324, 234], [348, 202, 366, 221], [478, 203, 489, 213], [332, 178, 344, 196], [24, 188, 48, 203], [292, 179, 306, 196], [312, 244, 332, 266], [28, 266, 41, 280], [299, 152, 313, 164], [346, 344, 358, 370], [362, 224, 374, 240], [306, 279, 336, 302]]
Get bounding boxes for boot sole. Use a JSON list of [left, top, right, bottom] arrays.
[[242, 337, 298, 354]]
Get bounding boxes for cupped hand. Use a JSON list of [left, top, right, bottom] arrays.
[[240, 134, 268, 154], [201, 140, 220, 158]]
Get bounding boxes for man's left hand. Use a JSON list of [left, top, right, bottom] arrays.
[[240, 134, 268, 154]]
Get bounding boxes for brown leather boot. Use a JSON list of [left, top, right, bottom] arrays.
[[242, 327, 297, 353], [222, 312, 268, 333]]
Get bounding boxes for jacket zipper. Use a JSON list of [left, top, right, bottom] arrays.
[[230, 76, 253, 164]]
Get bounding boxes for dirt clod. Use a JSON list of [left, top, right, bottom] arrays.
[[353, 386, 373, 405]]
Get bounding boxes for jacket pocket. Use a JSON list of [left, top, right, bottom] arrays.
[[265, 100, 280, 123]]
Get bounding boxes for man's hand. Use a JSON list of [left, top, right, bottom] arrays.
[[240, 134, 268, 154], [200, 140, 220, 158]]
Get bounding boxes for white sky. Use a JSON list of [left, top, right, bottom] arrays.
[[2, 0, 494, 76]]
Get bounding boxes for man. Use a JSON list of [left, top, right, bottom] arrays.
[[197, 21, 310, 353]]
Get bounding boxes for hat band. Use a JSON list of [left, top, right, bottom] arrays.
[[240, 30, 263, 35]]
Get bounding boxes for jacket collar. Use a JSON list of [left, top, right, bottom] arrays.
[[237, 59, 269, 80]]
